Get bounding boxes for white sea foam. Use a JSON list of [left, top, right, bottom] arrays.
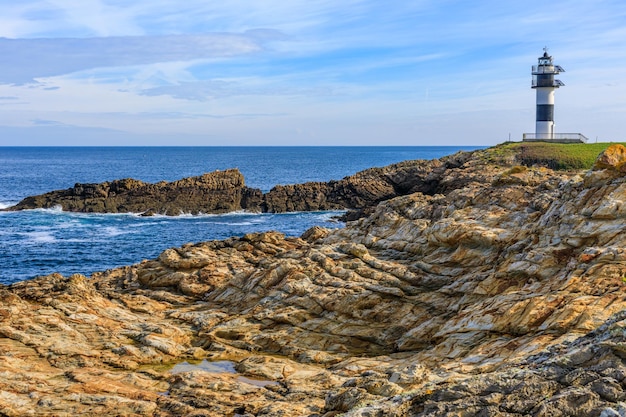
[[128, 222, 159, 228], [59, 238, 92, 243], [146, 210, 260, 219], [214, 221, 257, 226], [214, 210, 259, 217], [24, 231, 57, 244], [314, 211, 345, 221], [68, 211, 138, 218], [31, 205, 65, 214], [102, 226, 133, 237]]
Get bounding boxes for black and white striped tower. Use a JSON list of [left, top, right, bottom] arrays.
[[532, 48, 564, 139]]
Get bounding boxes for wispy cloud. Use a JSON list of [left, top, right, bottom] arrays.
[[140, 79, 330, 101], [0, 30, 285, 84]]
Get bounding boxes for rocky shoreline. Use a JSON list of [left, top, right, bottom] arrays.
[[2, 151, 471, 219], [1, 144, 626, 416]]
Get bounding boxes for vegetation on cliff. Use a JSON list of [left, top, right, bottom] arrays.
[[485, 141, 626, 171]]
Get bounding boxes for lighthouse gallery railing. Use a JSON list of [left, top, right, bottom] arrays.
[[522, 133, 588, 142]]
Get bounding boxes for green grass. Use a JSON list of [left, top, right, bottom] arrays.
[[486, 142, 626, 171]]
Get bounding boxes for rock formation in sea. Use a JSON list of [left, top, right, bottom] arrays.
[[3, 168, 264, 215], [3, 151, 471, 217], [1, 144, 626, 416]]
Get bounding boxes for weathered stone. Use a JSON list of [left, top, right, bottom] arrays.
[[2, 146, 626, 415], [594, 144, 626, 172], [4, 169, 262, 215], [1, 149, 497, 217]]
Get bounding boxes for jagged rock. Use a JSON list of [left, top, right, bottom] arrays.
[[4, 169, 263, 215], [594, 144, 626, 172], [2, 149, 493, 217], [2, 146, 626, 415]]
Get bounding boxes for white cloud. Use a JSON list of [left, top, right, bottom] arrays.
[[139, 79, 326, 101], [0, 31, 283, 84]]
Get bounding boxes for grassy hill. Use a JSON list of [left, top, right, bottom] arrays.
[[485, 142, 626, 171]]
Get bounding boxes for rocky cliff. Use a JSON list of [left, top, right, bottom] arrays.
[[4, 151, 471, 217], [261, 152, 470, 216], [4, 169, 264, 215], [1, 145, 626, 416]]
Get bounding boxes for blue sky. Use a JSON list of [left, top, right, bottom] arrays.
[[0, 0, 624, 146]]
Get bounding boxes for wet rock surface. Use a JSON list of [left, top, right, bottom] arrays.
[[1, 145, 626, 415]]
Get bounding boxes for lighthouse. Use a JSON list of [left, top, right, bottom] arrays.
[[532, 48, 564, 140], [523, 49, 587, 142]]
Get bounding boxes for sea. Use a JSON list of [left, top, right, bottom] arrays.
[[0, 146, 482, 285]]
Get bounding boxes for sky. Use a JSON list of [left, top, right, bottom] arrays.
[[0, 0, 624, 146]]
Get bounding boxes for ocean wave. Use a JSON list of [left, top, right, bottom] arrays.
[[270, 210, 346, 216], [26, 205, 65, 214], [138, 211, 249, 220], [313, 211, 345, 221], [27, 209, 261, 219], [127, 222, 160, 228], [54, 238, 93, 244], [147, 210, 256, 219], [23, 231, 57, 244], [213, 221, 265, 226], [102, 226, 137, 237], [55, 220, 87, 229], [20, 207, 139, 218], [4, 206, 346, 220]]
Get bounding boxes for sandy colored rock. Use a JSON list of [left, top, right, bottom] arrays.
[[594, 144, 626, 172]]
